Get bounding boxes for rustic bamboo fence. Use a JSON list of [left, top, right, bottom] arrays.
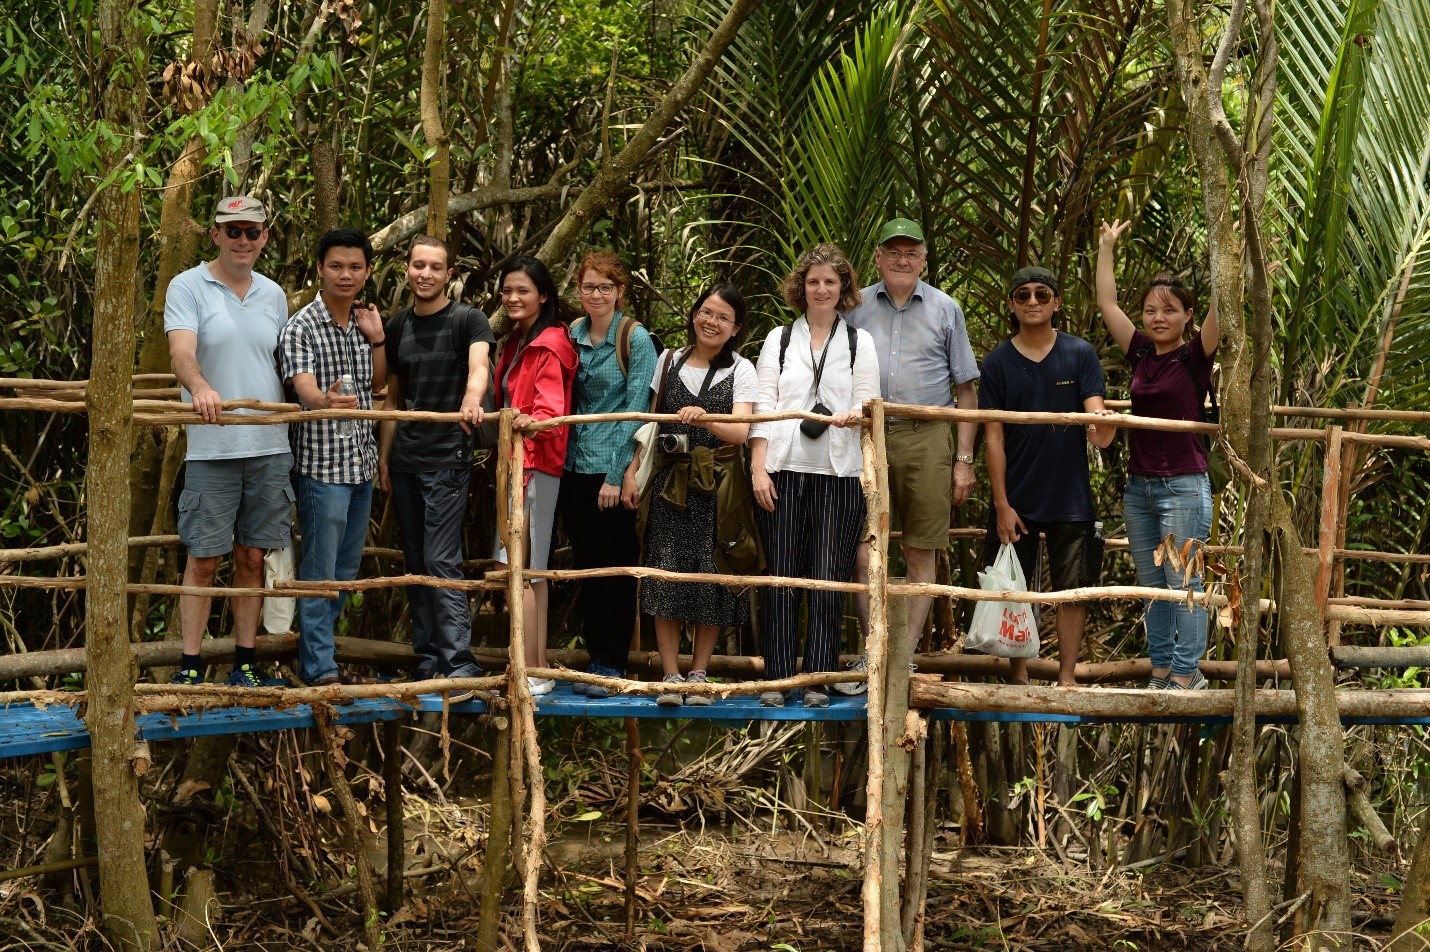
[[3, 375, 1430, 950]]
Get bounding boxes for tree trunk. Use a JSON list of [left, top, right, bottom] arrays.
[[1390, 815, 1430, 950], [86, 2, 157, 947], [127, 0, 218, 615], [421, 0, 451, 239]]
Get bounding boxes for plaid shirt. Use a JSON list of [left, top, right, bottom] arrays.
[[278, 296, 378, 484], [566, 314, 658, 484]]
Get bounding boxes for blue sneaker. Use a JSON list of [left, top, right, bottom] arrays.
[[225, 663, 263, 688], [585, 663, 624, 699], [171, 667, 204, 686]]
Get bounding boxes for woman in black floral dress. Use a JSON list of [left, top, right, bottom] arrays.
[[622, 285, 758, 706]]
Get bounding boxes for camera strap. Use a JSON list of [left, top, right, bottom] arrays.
[[807, 317, 839, 404]]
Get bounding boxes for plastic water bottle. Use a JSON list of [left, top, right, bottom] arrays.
[[337, 374, 356, 439]]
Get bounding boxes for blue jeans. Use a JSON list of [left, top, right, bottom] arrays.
[[295, 475, 373, 683], [1124, 473, 1212, 677]]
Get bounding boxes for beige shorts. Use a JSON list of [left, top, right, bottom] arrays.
[[886, 420, 953, 550]]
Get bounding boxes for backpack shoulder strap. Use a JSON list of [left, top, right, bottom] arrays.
[[449, 303, 475, 359], [778, 322, 794, 373], [847, 322, 857, 369], [386, 309, 410, 364], [616, 315, 636, 379]]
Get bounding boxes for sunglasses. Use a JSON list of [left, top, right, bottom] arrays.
[[223, 225, 264, 241], [1012, 286, 1055, 304]]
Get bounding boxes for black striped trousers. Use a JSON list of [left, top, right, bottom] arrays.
[[754, 470, 867, 680]]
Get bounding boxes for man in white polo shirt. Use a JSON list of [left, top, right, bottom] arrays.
[[164, 196, 292, 687]]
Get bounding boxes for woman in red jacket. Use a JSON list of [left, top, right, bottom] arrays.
[[493, 256, 577, 695]]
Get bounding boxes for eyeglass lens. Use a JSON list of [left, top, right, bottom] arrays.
[[225, 225, 263, 240], [1014, 287, 1053, 303], [580, 283, 616, 295]]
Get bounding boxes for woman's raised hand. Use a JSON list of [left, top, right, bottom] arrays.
[[1099, 218, 1132, 251]]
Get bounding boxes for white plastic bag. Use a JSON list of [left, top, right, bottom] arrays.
[[263, 545, 296, 635], [966, 543, 1040, 658]]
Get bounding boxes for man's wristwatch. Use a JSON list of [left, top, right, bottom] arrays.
[[955, 453, 975, 465]]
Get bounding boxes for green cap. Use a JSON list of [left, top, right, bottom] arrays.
[[876, 218, 925, 246]]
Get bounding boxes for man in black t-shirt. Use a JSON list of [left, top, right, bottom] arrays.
[[980, 267, 1118, 686], [379, 236, 496, 685]]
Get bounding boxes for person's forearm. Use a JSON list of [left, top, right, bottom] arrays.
[[955, 381, 978, 457], [1095, 243, 1120, 315], [379, 377, 400, 460], [704, 421, 750, 445], [749, 438, 768, 473], [369, 346, 387, 392], [170, 350, 211, 397]]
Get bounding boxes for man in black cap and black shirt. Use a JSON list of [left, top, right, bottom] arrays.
[[979, 266, 1119, 686]]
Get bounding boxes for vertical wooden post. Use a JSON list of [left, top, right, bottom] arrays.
[[314, 707, 382, 950], [1316, 425, 1344, 645], [382, 721, 405, 912], [860, 399, 893, 951], [880, 582, 911, 952], [476, 715, 513, 950], [624, 717, 642, 937], [503, 412, 545, 952]]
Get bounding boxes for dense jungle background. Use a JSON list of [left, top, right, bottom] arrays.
[[1, 0, 1429, 948]]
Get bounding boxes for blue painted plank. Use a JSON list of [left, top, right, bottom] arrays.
[[6, 687, 1430, 760]]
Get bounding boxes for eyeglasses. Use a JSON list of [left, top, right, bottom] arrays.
[[579, 282, 617, 296], [224, 225, 264, 241], [695, 307, 735, 325], [1012, 286, 1055, 304], [879, 248, 925, 263]]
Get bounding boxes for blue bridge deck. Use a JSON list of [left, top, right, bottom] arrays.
[[4, 683, 1427, 760]]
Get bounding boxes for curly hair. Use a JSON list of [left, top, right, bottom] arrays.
[[780, 243, 862, 313]]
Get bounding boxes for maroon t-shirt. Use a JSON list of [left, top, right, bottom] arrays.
[[1126, 329, 1216, 477]]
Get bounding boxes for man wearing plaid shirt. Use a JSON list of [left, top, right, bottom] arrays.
[[278, 227, 387, 686]]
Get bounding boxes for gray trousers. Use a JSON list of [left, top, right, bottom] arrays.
[[391, 468, 480, 677]]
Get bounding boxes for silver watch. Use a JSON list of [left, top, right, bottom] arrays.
[[955, 453, 975, 465]]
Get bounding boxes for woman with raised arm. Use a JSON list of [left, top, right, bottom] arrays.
[[748, 245, 879, 708], [492, 256, 578, 696], [1096, 220, 1221, 690], [559, 252, 658, 698], [621, 285, 761, 707]]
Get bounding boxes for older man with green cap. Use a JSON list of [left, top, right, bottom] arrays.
[[841, 218, 980, 691]]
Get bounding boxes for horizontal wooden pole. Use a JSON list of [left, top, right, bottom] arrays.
[[10, 377, 1419, 424], [130, 675, 506, 713], [0, 577, 335, 598], [495, 566, 865, 593], [0, 634, 298, 681], [909, 681, 1430, 720], [0, 534, 179, 563], [278, 574, 504, 593], [1330, 645, 1430, 669]]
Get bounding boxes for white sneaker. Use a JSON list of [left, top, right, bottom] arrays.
[[833, 656, 869, 695], [527, 677, 555, 696]]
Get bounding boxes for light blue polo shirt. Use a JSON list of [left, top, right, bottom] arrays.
[[164, 262, 290, 461]]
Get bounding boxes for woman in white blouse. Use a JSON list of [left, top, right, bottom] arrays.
[[749, 244, 879, 707]]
